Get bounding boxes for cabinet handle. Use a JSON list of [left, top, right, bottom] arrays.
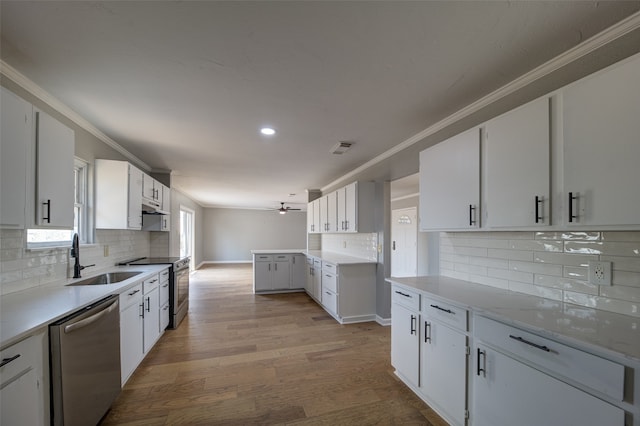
[[128, 289, 140, 296], [394, 290, 411, 298], [146, 297, 151, 312], [268, 264, 271, 271], [0, 354, 20, 368], [568, 192, 578, 223], [275, 263, 278, 271], [509, 334, 551, 352], [42, 199, 51, 223], [424, 321, 431, 343], [535, 195, 543, 224], [477, 348, 486, 376], [345, 220, 349, 230], [430, 304, 454, 314], [140, 303, 145, 318], [162, 283, 169, 288], [392, 241, 396, 250], [150, 279, 158, 283], [469, 204, 476, 226], [410, 315, 417, 335]]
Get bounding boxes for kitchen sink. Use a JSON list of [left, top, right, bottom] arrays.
[[67, 271, 143, 286]]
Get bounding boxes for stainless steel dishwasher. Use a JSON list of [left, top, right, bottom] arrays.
[[49, 295, 121, 425]]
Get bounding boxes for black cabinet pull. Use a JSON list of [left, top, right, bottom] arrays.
[[0, 354, 20, 368], [410, 315, 417, 335], [424, 321, 431, 343], [469, 204, 476, 226], [535, 195, 543, 223], [477, 348, 486, 376], [430, 304, 454, 314], [146, 297, 151, 312], [127, 289, 140, 296], [568, 192, 577, 223], [394, 290, 411, 298], [139, 303, 145, 318], [43, 199, 51, 223], [509, 334, 551, 352]]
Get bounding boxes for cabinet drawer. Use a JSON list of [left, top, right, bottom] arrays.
[[313, 259, 322, 268], [475, 316, 624, 400], [273, 254, 290, 262], [392, 285, 420, 311], [0, 334, 38, 384], [422, 295, 467, 332], [322, 261, 337, 274], [143, 274, 160, 293], [160, 268, 170, 284], [255, 255, 273, 262], [321, 271, 338, 293], [159, 280, 170, 306], [119, 282, 143, 309], [306, 257, 314, 266], [322, 288, 338, 315]]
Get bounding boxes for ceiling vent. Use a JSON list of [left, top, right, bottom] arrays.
[[330, 141, 354, 155]]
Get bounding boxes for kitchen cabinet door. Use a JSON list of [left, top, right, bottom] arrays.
[[563, 53, 640, 227], [120, 300, 144, 385], [254, 261, 272, 292], [484, 97, 550, 228], [343, 182, 357, 232], [143, 285, 161, 353], [272, 260, 291, 289], [0, 87, 31, 229], [420, 320, 467, 426], [127, 165, 143, 229], [391, 302, 420, 389], [472, 344, 624, 426], [35, 110, 75, 228], [312, 260, 322, 301], [326, 192, 337, 232], [291, 254, 306, 289], [419, 127, 480, 230], [161, 184, 171, 213], [142, 173, 156, 201]]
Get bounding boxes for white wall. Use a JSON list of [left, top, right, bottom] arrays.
[[202, 208, 307, 262], [440, 230, 640, 317]]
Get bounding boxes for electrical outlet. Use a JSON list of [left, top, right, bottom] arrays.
[[588, 261, 612, 286]]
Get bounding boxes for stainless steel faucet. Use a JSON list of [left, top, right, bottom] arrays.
[[71, 233, 95, 278]]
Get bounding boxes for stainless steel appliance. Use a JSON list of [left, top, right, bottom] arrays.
[[118, 257, 190, 328], [49, 295, 121, 426]]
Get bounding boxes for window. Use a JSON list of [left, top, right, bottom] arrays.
[[180, 206, 194, 270], [27, 158, 92, 248]]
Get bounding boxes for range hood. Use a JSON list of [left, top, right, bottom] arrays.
[[142, 198, 168, 215]]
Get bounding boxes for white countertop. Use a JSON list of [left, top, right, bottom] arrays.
[[387, 275, 640, 364], [0, 265, 168, 350], [303, 250, 377, 265], [251, 249, 306, 254]]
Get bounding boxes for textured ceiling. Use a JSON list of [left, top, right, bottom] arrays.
[[2, 1, 639, 209]]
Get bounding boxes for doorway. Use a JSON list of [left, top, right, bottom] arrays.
[[180, 206, 195, 270], [391, 207, 418, 277]]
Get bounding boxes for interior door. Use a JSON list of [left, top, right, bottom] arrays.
[[391, 207, 417, 277]]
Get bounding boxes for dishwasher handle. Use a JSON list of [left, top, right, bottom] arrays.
[[64, 299, 118, 334]]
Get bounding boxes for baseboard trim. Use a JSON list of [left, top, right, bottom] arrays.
[[376, 316, 391, 326], [199, 260, 252, 267]]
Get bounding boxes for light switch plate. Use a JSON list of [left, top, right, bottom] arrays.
[[588, 261, 612, 286]]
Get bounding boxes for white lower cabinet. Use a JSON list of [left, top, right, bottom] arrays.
[[159, 268, 170, 332], [320, 262, 376, 324], [0, 332, 48, 426], [253, 254, 292, 292], [311, 258, 322, 301], [119, 283, 144, 385], [291, 254, 306, 289], [391, 301, 420, 389], [142, 275, 161, 353], [420, 297, 468, 426]]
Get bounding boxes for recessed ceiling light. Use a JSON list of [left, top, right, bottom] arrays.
[[260, 127, 276, 136]]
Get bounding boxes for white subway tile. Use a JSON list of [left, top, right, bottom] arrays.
[[564, 291, 640, 318], [510, 260, 563, 276], [508, 270, 534, 284], [602, 255, 640, 272], [565, 241, 640, 257], [508, 281, 563, 301], [600, 285, 640, 303], [602, 231, 640, 242], [564, 266, 588, 280], [535, 274, 598, 295], [487, 249, 533, 262], [509, 240, 562, 252], [469, 256, 509, 269], [534, 252, 596, 267], [467, 274, 509, 290], [535, 231, 600, 241], [454, 263, 487, 276], [488, 268, 511, 280], [441, 270, 470, 281], [612, 270, 640, 287]]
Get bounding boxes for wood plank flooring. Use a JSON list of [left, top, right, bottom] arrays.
[[100, 264, 446, 425]]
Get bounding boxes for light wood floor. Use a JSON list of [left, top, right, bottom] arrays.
[[101, 264, 446, 425]]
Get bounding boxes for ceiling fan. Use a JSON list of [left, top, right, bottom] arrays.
[[275, 202, 301, 214]]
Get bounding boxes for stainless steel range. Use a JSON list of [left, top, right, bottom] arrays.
[[118, 257, 190, 328]]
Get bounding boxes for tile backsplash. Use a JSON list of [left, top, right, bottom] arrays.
[[321, 232, 378, 261], [0, 229, 150, 295], [440, 231, 640, 317]]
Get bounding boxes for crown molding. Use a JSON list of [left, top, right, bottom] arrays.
[[0, 60, 151, 172], [322, 11, 640, 192]]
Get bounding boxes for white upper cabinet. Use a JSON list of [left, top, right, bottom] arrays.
[[419, 127, 480, 231], [34, 110, 75, 228], [484, 96, 550, 228], [562, 53, 640, 227], [336, 181, 375, 233], [95, 159, 143, 230], [319, 193, 337, 232], [0, 87, 31, 229]]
